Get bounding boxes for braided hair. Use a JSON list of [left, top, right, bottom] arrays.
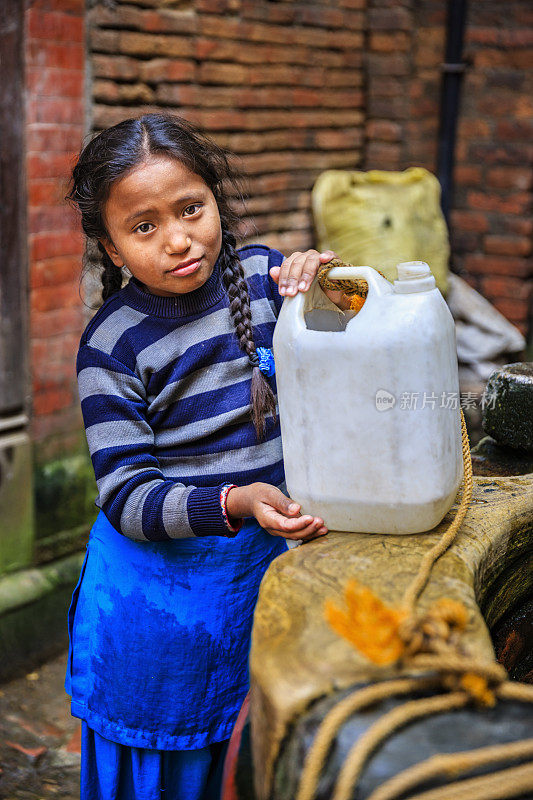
[[219, 228, 277, 438], [67, 112, 276, 438]]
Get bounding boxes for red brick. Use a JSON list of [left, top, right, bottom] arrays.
[[454, 165, 482, 186], [198, 0, 242, 12], [26, 124, 83, 154], [93, 5, 197, 35], [469, 143, 533, 167], [338, 0, 365, 8], [368, 7, 412, 31], [31, 282, 81, 314], [486, 167, 532, 191], [140, 58, 195, 83], [27, 96, 85, 125], [365, 141, 401, 170], [484, 235, 532, 257], [500, 218, 533, 237], [92, 54, 140, 81], [28, 179, 65, 207], [468, 27, 533, 47], [27, 9, 83, 42], [29, 205, 80, 235], [27, 40, 84, 70], [516, 95, 533, 120], [457, 118, 492, 139], [450, 210, 489, 233], [495, 120, 533, 142], [199, 62, 248, 85], [467, 191, 530, 215], [94, 80, 154, 105], [370, 32, 410, 52], [27, 152, 78, 180], [30, 308, 84, 339], [367, 120, 402, 142], [29, 0, 83, 12], [31, 256, 81, 289], [367, 53, 410, 76], [315, 128, 363, 149], [27, 67, 84, 98], [33, 388, 74, 416], [30, 231, 83, 262], [31, 334, 80, 367], [489, 297, 530, 324], [463, 254, 532, 278], [33, 365, 77, 394], [450, 230, 480, 252]]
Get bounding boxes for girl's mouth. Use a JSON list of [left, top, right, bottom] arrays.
[[169, 258, 202, 276]]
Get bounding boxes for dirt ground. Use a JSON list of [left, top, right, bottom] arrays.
[[0, 652, 80, 799]]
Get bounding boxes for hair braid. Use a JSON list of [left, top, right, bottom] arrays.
[[220, 229, 277, 439], [98, 242, 123, 302]]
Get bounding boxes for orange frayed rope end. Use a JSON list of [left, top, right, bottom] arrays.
[[325, 580, 496, 706]]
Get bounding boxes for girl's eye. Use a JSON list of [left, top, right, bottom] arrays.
[[183, 204, 202, 217], [135, 222, 154, 234]]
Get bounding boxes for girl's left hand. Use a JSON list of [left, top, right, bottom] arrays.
[[269, 249, 336, 296]]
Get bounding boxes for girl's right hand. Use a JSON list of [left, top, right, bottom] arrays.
[[226, 483, 328, 542]]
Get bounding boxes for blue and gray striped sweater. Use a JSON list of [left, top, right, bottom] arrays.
[[77, 245, 285, 542]]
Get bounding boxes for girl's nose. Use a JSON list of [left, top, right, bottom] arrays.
[[164, 228, 191, 255]]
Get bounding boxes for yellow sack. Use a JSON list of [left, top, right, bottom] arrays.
[[312, 167, 449, 295]]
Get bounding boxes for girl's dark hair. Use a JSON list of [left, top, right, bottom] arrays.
[[67, 113, 275, 439]]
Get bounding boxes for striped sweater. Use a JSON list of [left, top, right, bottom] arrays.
[[77, 245, 285, 542]]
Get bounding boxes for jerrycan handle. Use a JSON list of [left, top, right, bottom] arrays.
[[276, 265, 392, 337], [321, 265, 393, 298]]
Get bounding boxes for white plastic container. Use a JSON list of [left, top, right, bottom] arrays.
[[273, 262, 463, 534]]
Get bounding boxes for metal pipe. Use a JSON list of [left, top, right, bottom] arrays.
[[437, 0, 469, 225]]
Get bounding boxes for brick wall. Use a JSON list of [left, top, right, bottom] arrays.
[[88, 0, 366, 254], [26, 0, 86, 451], [452, 2, 533, 336], [25, 0, 532, 452], [364, 0, 532, 337]]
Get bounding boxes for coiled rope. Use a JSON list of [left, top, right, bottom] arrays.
[[294, 264, 533, 800]]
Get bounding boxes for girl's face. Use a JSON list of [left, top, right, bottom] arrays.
[[101, 155, 222, 297]]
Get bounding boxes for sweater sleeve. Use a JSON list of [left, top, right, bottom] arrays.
[[77, 343, 235, 541]]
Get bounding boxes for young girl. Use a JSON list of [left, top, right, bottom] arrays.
[[65, 112, 339, 800]]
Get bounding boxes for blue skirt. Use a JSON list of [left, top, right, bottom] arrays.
[[81, 722, 229, 800], [66, 511, 287, 751]]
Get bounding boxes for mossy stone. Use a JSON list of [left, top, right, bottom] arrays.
[[482, 363, 533, 452], [34, 453, 96, 540]]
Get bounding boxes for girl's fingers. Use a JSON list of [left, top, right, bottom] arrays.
[[277, 250, 337, 296], [280, 520, 328, 541], [265, 511, 327, 537], [278, 253, 300, 296], [269, 265, 281, 285]]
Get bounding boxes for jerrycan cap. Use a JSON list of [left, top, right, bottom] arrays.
[[394, 261, 436, 293]]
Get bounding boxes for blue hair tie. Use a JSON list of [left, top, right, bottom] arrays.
[[255, 347, 275, 377]]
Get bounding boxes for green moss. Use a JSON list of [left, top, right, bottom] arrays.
[[34, 452, 97, 540]]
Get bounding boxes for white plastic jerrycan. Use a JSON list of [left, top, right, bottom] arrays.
[[273, 261, 463, 534]]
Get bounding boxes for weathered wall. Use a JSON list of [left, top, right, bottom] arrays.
[[364, 0, 532, 336], [26, 0, 87, 452], [24, 0, 532, 455], [88, 0, 366, 254]]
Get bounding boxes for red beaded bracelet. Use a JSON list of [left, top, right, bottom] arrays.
[[220, 484, 243, 535]]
